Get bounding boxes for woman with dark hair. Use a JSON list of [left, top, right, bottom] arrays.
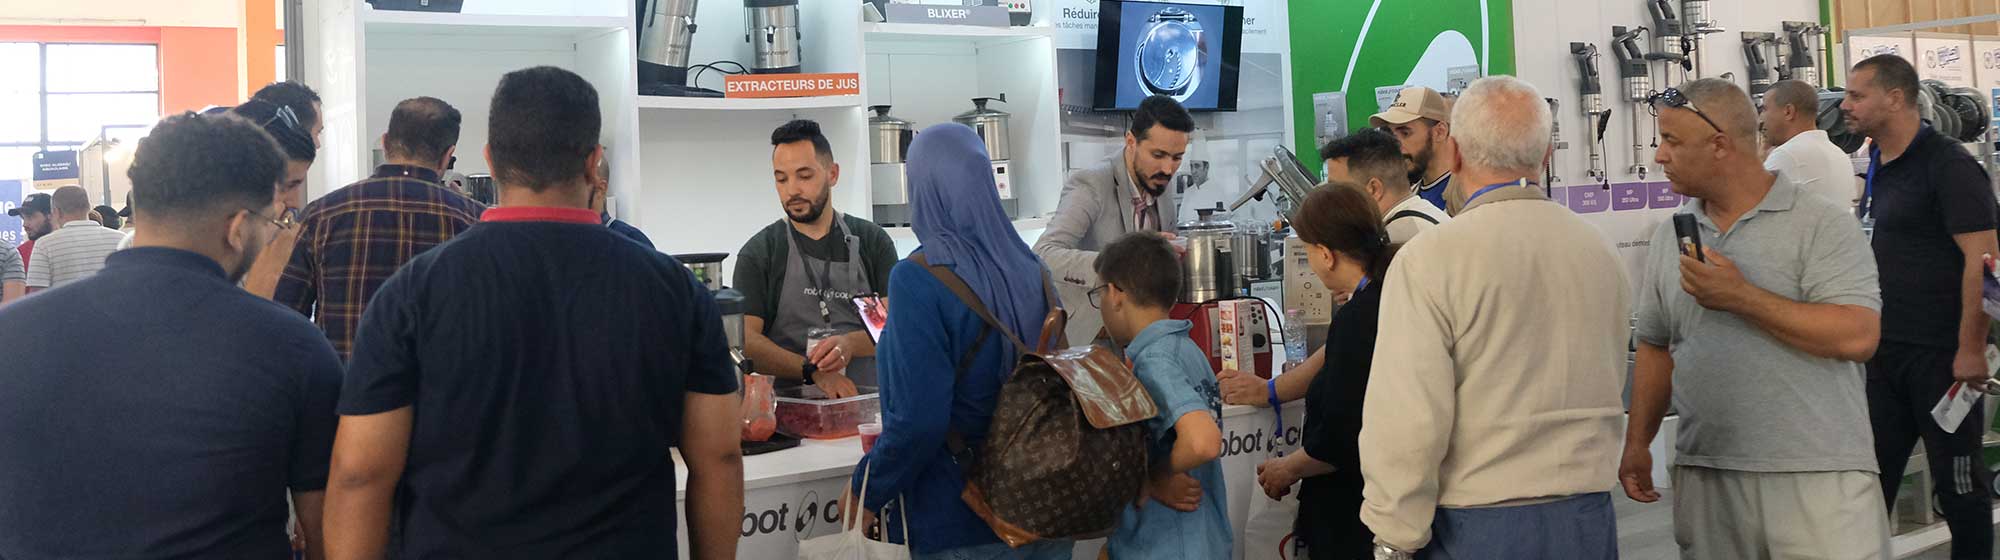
[[1253, 184, 1400, 558], [848, 123, 1070, 559]]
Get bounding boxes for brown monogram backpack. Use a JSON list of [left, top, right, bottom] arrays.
[[912, 255, 1159, 547]]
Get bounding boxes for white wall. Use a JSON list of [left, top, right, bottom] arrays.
[[1512, 0, 1823, 294], [0, 0, 242, 28]]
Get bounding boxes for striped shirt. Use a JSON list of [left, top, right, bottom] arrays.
[[1, 239, 22, 283], [275, 165, 486, 360], [24, 221, 127, 289]]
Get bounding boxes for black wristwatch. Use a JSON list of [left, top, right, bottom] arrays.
[[800, 362, 818, 385]]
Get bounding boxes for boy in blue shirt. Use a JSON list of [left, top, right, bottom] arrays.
[[1095, 232, 1231, 558]]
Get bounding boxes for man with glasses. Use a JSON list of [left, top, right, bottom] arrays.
[[1846, 54, 1998, 559], [1622, 78, 1890, 558], [0, 111, 342, 558], [275, 97, 485, 360], [24, 186, 128, 293]]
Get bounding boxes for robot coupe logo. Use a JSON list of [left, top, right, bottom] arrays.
[[740, 489, 843, 538], [1925, 45, 1963, 69]]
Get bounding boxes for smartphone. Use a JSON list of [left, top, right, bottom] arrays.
[[1673, 214, 1705, 263], [852, 295, 888, 343]]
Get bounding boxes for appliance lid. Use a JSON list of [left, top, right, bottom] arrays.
[[673, 252, 731, 265], [869, 105, 914, 129], [953, 95, 1011, 121]]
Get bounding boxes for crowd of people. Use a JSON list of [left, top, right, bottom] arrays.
[[0, 52, 1993, 560]]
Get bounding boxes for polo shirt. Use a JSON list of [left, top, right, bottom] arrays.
[[339, 206, 737, 558], [1414, 172, 1452, 213], [0, 239, 21, 284], [24, 220, 127, 288], [607, 217, 655, 249], [0, 247, 342, 558], [1636, 174, 1881, 473], [1384, 195, 1449, 244], [732, 214, 898, 322], [1864, 126, 1999, 347], [1764, 130, 1860, 208]]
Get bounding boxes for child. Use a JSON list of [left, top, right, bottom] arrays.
[[1096, 232, 1230, 559]]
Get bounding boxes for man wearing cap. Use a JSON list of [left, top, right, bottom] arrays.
[[1372, 86, 1459, 214], [9, 193, 54, 269], [25, 186, 128, 293]]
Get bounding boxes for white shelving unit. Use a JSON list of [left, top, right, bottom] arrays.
[[302, 1, 1064, 287]]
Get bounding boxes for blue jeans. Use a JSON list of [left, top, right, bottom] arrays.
[[1420, 493, 1618, 560], [914, 540, 1074, 560]]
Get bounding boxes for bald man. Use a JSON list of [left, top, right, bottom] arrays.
[[1624, 77, 1889, 559], [1760, 80, 1859, 208], [24, 186, 128, 293]]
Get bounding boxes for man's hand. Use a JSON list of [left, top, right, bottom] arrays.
[[1954, 347, 1991, 385], [807, 337, 859, 398], [1217, 370, 1271, 407], [1618, 444, 1660, 503], [1142, 471, 1202, 512], [1256, 455, 1300, 500], [840, 487, 882, 540], [1680, 248, 1755, 312], [1159, 231, 1187, 256]]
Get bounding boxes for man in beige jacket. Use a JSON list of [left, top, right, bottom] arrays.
[[1357, 75, 1630, 560]]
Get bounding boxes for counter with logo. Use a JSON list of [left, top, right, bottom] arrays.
[[671, 400, 1309, 559]]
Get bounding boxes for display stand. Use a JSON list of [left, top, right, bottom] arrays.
[[303, 1, 1065, 286]]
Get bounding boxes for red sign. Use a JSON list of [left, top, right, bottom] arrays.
[[723, 73, 862, 98]]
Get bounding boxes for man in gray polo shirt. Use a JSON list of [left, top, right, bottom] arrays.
[[25, 186, 128, 293], [1620, 78, 1889, 558]]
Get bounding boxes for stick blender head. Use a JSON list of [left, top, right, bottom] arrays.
[[1782, 22, 1826, 88], [1741, 32, 1776, 96]]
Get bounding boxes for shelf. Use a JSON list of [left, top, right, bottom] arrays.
[[362, 9, 625, 37], [861, 22, 1055, 44], [636, 94, 864, 112]]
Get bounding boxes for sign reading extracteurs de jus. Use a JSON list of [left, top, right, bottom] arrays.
[[723, 73, 862, 99]]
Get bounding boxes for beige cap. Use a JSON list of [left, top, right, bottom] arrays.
[[1370, 86, 1451, 128]]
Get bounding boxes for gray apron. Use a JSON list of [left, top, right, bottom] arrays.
[[771, 212, 877, 388]]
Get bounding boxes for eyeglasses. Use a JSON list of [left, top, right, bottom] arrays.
[[1648, 88, 1724, 134], [1088, 285, 1109, 309], [246, 206, 301, 229]]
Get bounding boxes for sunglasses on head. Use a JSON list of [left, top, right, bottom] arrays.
[[1647, 88, 1724, 134]]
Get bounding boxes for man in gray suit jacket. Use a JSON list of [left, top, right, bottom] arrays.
[[1035, 95, 1195, 347]]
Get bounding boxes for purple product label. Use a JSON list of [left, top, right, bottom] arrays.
[[1546, 185, 1568, 206], [1649, 182, 1682, 209], [1612, 182, 1649, 211], [1568, 186, 1610, 213]]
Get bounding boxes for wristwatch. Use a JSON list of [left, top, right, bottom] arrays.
[[800, 362, 818, 385], [1374, 543, 1416, 560], [1134, 6, 1204, 102]]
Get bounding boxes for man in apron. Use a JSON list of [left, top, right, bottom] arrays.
[[733, 120, 899, 398]]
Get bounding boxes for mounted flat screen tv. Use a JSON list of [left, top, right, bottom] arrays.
[[1092, 0, 1244, 112]]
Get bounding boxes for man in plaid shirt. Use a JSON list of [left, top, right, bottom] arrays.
[[275, 97, 486, 359]]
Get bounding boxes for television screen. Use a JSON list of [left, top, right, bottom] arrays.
[[1092, 0, 1243, 112]]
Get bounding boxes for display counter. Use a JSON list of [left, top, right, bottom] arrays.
[[673, 401, 1308, 559]]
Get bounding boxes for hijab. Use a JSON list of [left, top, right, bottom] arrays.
[[906, 124, 1050, 345]]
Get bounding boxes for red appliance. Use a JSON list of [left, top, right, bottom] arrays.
[[1171, 300, 1274, 378]]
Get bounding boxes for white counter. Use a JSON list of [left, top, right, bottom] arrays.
[[673, 401, 1309, 560]]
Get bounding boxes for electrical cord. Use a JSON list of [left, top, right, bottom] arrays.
[[690, 60, 752, 91]]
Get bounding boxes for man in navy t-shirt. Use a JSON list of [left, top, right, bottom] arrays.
[[0, 111, 342, 557], [321, 66, 744, 559]]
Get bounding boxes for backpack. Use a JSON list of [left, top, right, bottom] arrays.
[[911, 255, 1159, 546], [1388, 209, 1441, 226]]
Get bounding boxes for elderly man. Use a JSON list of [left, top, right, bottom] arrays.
[[1845, 54, 1998, 559], [1622, 78, 1890, 558], [24, 186, 127, 292], [1760, 79, 1858, 208], [1359, 76, 1629, 560]]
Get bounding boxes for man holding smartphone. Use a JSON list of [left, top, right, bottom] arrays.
[[1622, 78, 1888, 558]]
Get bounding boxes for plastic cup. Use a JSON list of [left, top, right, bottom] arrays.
[[858, 422, 883, 453]]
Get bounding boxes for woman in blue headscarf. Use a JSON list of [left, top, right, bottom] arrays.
[[848, 124, 1069, 559]]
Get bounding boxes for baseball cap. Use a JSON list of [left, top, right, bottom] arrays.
[[1370, 86, 1452, 128], [7, 193, 50, 217]]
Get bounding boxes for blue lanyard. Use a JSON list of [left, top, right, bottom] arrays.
[[1465, 179, 1526, 207], [1859, 144, 1881, 221], [1356, 275, 1371, 294]]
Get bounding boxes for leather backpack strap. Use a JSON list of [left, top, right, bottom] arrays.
[[1388, 209, 1441, 226], [912, 254, 1034, 355], [913, 253, 1029, 464]]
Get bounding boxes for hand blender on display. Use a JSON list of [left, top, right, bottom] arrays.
[[1571, 41, 1613, 188], [1613, 26, 1653, 180], [1741, 32, 1777, 97]]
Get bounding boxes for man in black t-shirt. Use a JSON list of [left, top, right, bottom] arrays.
[[321, 66, 744, 559], [732, 119, 898, 398], [0, 112, 341, 558], [1845, 54, 1998, 559]]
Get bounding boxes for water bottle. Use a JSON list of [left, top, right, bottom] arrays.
[[1281, 308, 1308, 373]]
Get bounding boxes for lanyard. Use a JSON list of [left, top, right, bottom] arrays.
[[1858, 144, 1882, 221], [1356, 275, 1371, 294], [791, 227, 838, 324], [1465, 179, 1526, 207]]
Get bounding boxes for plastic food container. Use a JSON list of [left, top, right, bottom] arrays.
[[775, 385, 881, 439]]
